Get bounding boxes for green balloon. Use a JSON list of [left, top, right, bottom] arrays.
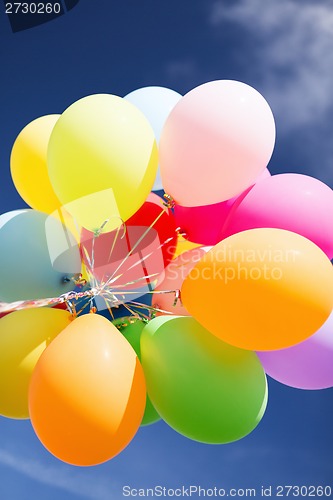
[[141, 316, 267, 443], [113, 317, 161, 426], [0, 210, 81, 302]]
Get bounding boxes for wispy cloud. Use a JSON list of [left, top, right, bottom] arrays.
[[209, 0, 333, 131], [0, 448, 115, 500]]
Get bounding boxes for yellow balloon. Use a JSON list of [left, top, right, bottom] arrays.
[[173, 234, 201, 258], [0, 308, 72, 419], [182, 228, 333, 351], [47, 94, 158, 233], [10, 115, 61, 214]]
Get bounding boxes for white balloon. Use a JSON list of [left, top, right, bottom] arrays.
[[125, 86, 182, 191]]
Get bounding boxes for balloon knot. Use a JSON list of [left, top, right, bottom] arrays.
[[175, 227, 187, 238], [163, 193, 175, 209], [73, 273, 87, 288]]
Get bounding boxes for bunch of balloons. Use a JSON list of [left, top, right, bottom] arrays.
[[1, 80, 333, 467]]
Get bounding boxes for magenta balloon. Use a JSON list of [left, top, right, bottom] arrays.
[[174, 168, 271, 245], [160, 80, 275, 207], [257, 312, 333, 390], [223, 173, 333, 259]]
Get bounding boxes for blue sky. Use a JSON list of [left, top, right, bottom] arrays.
[[0, 0, 333, 498]]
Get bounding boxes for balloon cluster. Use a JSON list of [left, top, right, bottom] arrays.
[[1, 81, 333, 467]]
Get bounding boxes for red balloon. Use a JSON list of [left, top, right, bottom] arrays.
[[129, 193, 177, 267]]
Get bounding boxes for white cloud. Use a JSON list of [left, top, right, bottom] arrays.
[[209, 0, 333, 131], [0, 448, 114, 500]]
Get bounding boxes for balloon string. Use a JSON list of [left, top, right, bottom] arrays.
[[127, 301, 175, 317], [107, 221, 126, 264], [0, 283, 181, 314], [0, 208, 183, 316], [98, 208, 166, 292], [95, 222, 177, 292]]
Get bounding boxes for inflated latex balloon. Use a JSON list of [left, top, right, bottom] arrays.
[[0, 210, 81, 302], [125, 86, 182, 191], [47, 94, 158, 232], [140, 316, 267, 443], [182, 228, 333, 351], [113, 317, 160, 426], [0, 308, 71, 418], [125, 192, 177, 267], [29, 314, 146, 466], [160, 80, 275, 206], [152, 247, 207, 316], [174, 168, 271, 245], [258, 311, 333, 390], [10, 115, 61, 214], [223, 173, 333, 259]]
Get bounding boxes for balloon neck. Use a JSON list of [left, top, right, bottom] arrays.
[[163, 193, 175, 209], [63, 273, 87, 287], [92, 219, 110, 237], [175, 227, 187, 238], [113, 316, 147, 332]]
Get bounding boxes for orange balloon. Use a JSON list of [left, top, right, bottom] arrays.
[[29, 314, 146, 466], [182, 228, 333, 351]]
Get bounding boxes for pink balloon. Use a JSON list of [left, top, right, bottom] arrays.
[[160, 80, 275, 206], [257, 312, 333, 390], [152, 248, 207, 316], [174, 168, 271, 245], [223, 173, 333, 259]]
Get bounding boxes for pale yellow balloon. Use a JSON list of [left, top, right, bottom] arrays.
[[47, 94, 158, 233], [0, 308, 72, 419], [10, 115, 61, 214]]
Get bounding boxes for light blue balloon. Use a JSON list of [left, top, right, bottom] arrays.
[[0, 210, 81, 302], [124, 86, 182, 191]]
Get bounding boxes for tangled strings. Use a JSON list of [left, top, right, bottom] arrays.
[[0, 199, 182, 321]]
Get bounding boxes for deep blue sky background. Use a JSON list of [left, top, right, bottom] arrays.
[[0, 1, 333, 498]]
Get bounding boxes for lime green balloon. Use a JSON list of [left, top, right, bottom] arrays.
[[113, 317, 160, 426], [140, 316, 267, 443]]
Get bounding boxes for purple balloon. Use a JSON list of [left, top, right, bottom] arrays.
[[257, 312, 333, 390]]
